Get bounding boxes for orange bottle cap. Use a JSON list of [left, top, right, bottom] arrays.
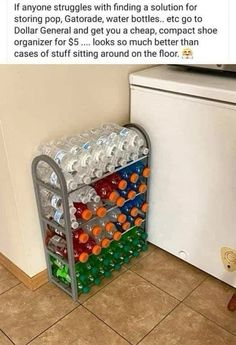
[[92, 245, 102, 256], [109, 191, 119, 203], [116, 196, 125, 207], [105, 222, 115, 232], [142, 167, 151, 178], [101, 238, 110, 248], [92, 226, 102, 236], [138, 184, 147, 194], [141, 202, 149, 213], [96, 207, 107, 218], [117, 213, 127, 224], [79, 233, 89, 244], [130, 172, 139, 183], [134, 217, 143, 226], [82, 209, 92, 221], [122, 221, 131, 231], [130, 207, 138, 217], [79, 252, 89, 263], [118, 179, 127, 190], [128, 190, 136, 200], [113, 231, 122, 241]]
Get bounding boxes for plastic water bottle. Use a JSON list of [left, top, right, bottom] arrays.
[[69, 186, 100, 204], [47, 235, 67, 258]]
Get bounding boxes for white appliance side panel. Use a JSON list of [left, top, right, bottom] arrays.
[[131, 86, 236, 287]]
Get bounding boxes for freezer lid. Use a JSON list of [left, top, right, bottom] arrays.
[[129, 65, 236, 104]]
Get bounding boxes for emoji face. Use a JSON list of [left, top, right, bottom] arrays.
[[182, 47, 193, 59]]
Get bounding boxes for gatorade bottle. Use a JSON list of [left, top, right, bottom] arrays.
[[116, 221, 131, 232], [107, 209, 127, 224], [131, 162, 151, 178], [87, 200, 107, 218], [119, 187, 137, 201], [121, 201, 139, 218], [119, 167, 139, 184], [93, 180, 121, 205], [82, 220, 102, 238], [133, 195, 149, 213], [73, 241, 89, 263], [82, 238, 102, 256], [73, 202, 92, 221], [127, 180, 147, 194], [73, 229, 89, 244], [106, 172, 127, 190]]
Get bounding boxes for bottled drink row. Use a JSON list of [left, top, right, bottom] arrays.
[[37, 124, 149, 191], [42, 161, 150, 230], [46, 194, 148, 264], [50, 227, 148, 293]]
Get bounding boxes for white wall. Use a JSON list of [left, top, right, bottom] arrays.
[[0, 65, 149, 277]]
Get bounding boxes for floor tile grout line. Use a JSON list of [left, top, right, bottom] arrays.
[[82, 304, 133, 345], [182, 275, 209, 302], [183, 301, 236, 337], [129, 270, 182, 302], [25, 304, 80, 345], [136, 302, 181, 345], [0, 328, 15, 345], [0, 282, 21, 297]]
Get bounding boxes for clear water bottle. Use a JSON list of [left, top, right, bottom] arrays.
[[69, 186, 100, 204]]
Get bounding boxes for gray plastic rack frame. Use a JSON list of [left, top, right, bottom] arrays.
[[32, 123, 151, 301]]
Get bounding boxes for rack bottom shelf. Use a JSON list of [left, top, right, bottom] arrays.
[[50, 227, 148, 298]]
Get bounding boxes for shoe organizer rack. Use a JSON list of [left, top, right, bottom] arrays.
[[32, 123, 151, 300]]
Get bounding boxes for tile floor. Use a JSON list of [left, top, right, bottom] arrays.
[[0, 245, 235, 345]]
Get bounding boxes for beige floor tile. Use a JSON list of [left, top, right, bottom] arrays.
[[29, 306, 129, 345], [0, 331, 13, 345], [185, 277, 236, 335], [79, 266, 127, 303], [0, 283, 77, 345], [84, 270, 178, 344], [131, 248, 207, 300], [139, 304, 236, 345], [0, 264, 19, 294]]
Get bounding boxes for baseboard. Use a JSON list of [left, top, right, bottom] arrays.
[[0, 252, 48, 290]]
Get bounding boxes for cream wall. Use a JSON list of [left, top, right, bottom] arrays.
[[0, 65, 149, 277]]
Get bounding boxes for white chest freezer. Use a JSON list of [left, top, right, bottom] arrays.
[[130, 66, 236, 287]]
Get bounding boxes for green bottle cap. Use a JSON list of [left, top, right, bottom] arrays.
[[104, 271, 111, 278], [82, 286, 90, 294], [94, 277, 101, 285], [114, 263, 121, 271], [142, 244, 148, 251]]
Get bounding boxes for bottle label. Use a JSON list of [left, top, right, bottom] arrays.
[[50, 172, 58, 185], [51, 194, 61, 209], [54, 150, 66, 164], [54, 209, 63, 223], [120, 128, 129, 136]]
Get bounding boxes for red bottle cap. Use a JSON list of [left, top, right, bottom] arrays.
[[117, 213, 127, 224], [118, 179, 127, 190], [101, 238, 110, 248], [81, 209, 92, 221], [130, 173, 139, 183], [113, 231, 122, 241], [79, 233, 89, 244], [130, 207, 138, 217], [96, 207, 107, 218], [138, 184, 147, 194], [105, 222, 115, 232], [116, 197, 125, 207], [142, 167, 151, 178], [141, 202, 149, 213], [79, 252, 89, 263], [128, 190, 136, 200], [134, 217, 143, 226], [92, 245, 102, 255], [109, 191, 119, 203], [92, 226, 102, 236], [122, 221, 131, 231]]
